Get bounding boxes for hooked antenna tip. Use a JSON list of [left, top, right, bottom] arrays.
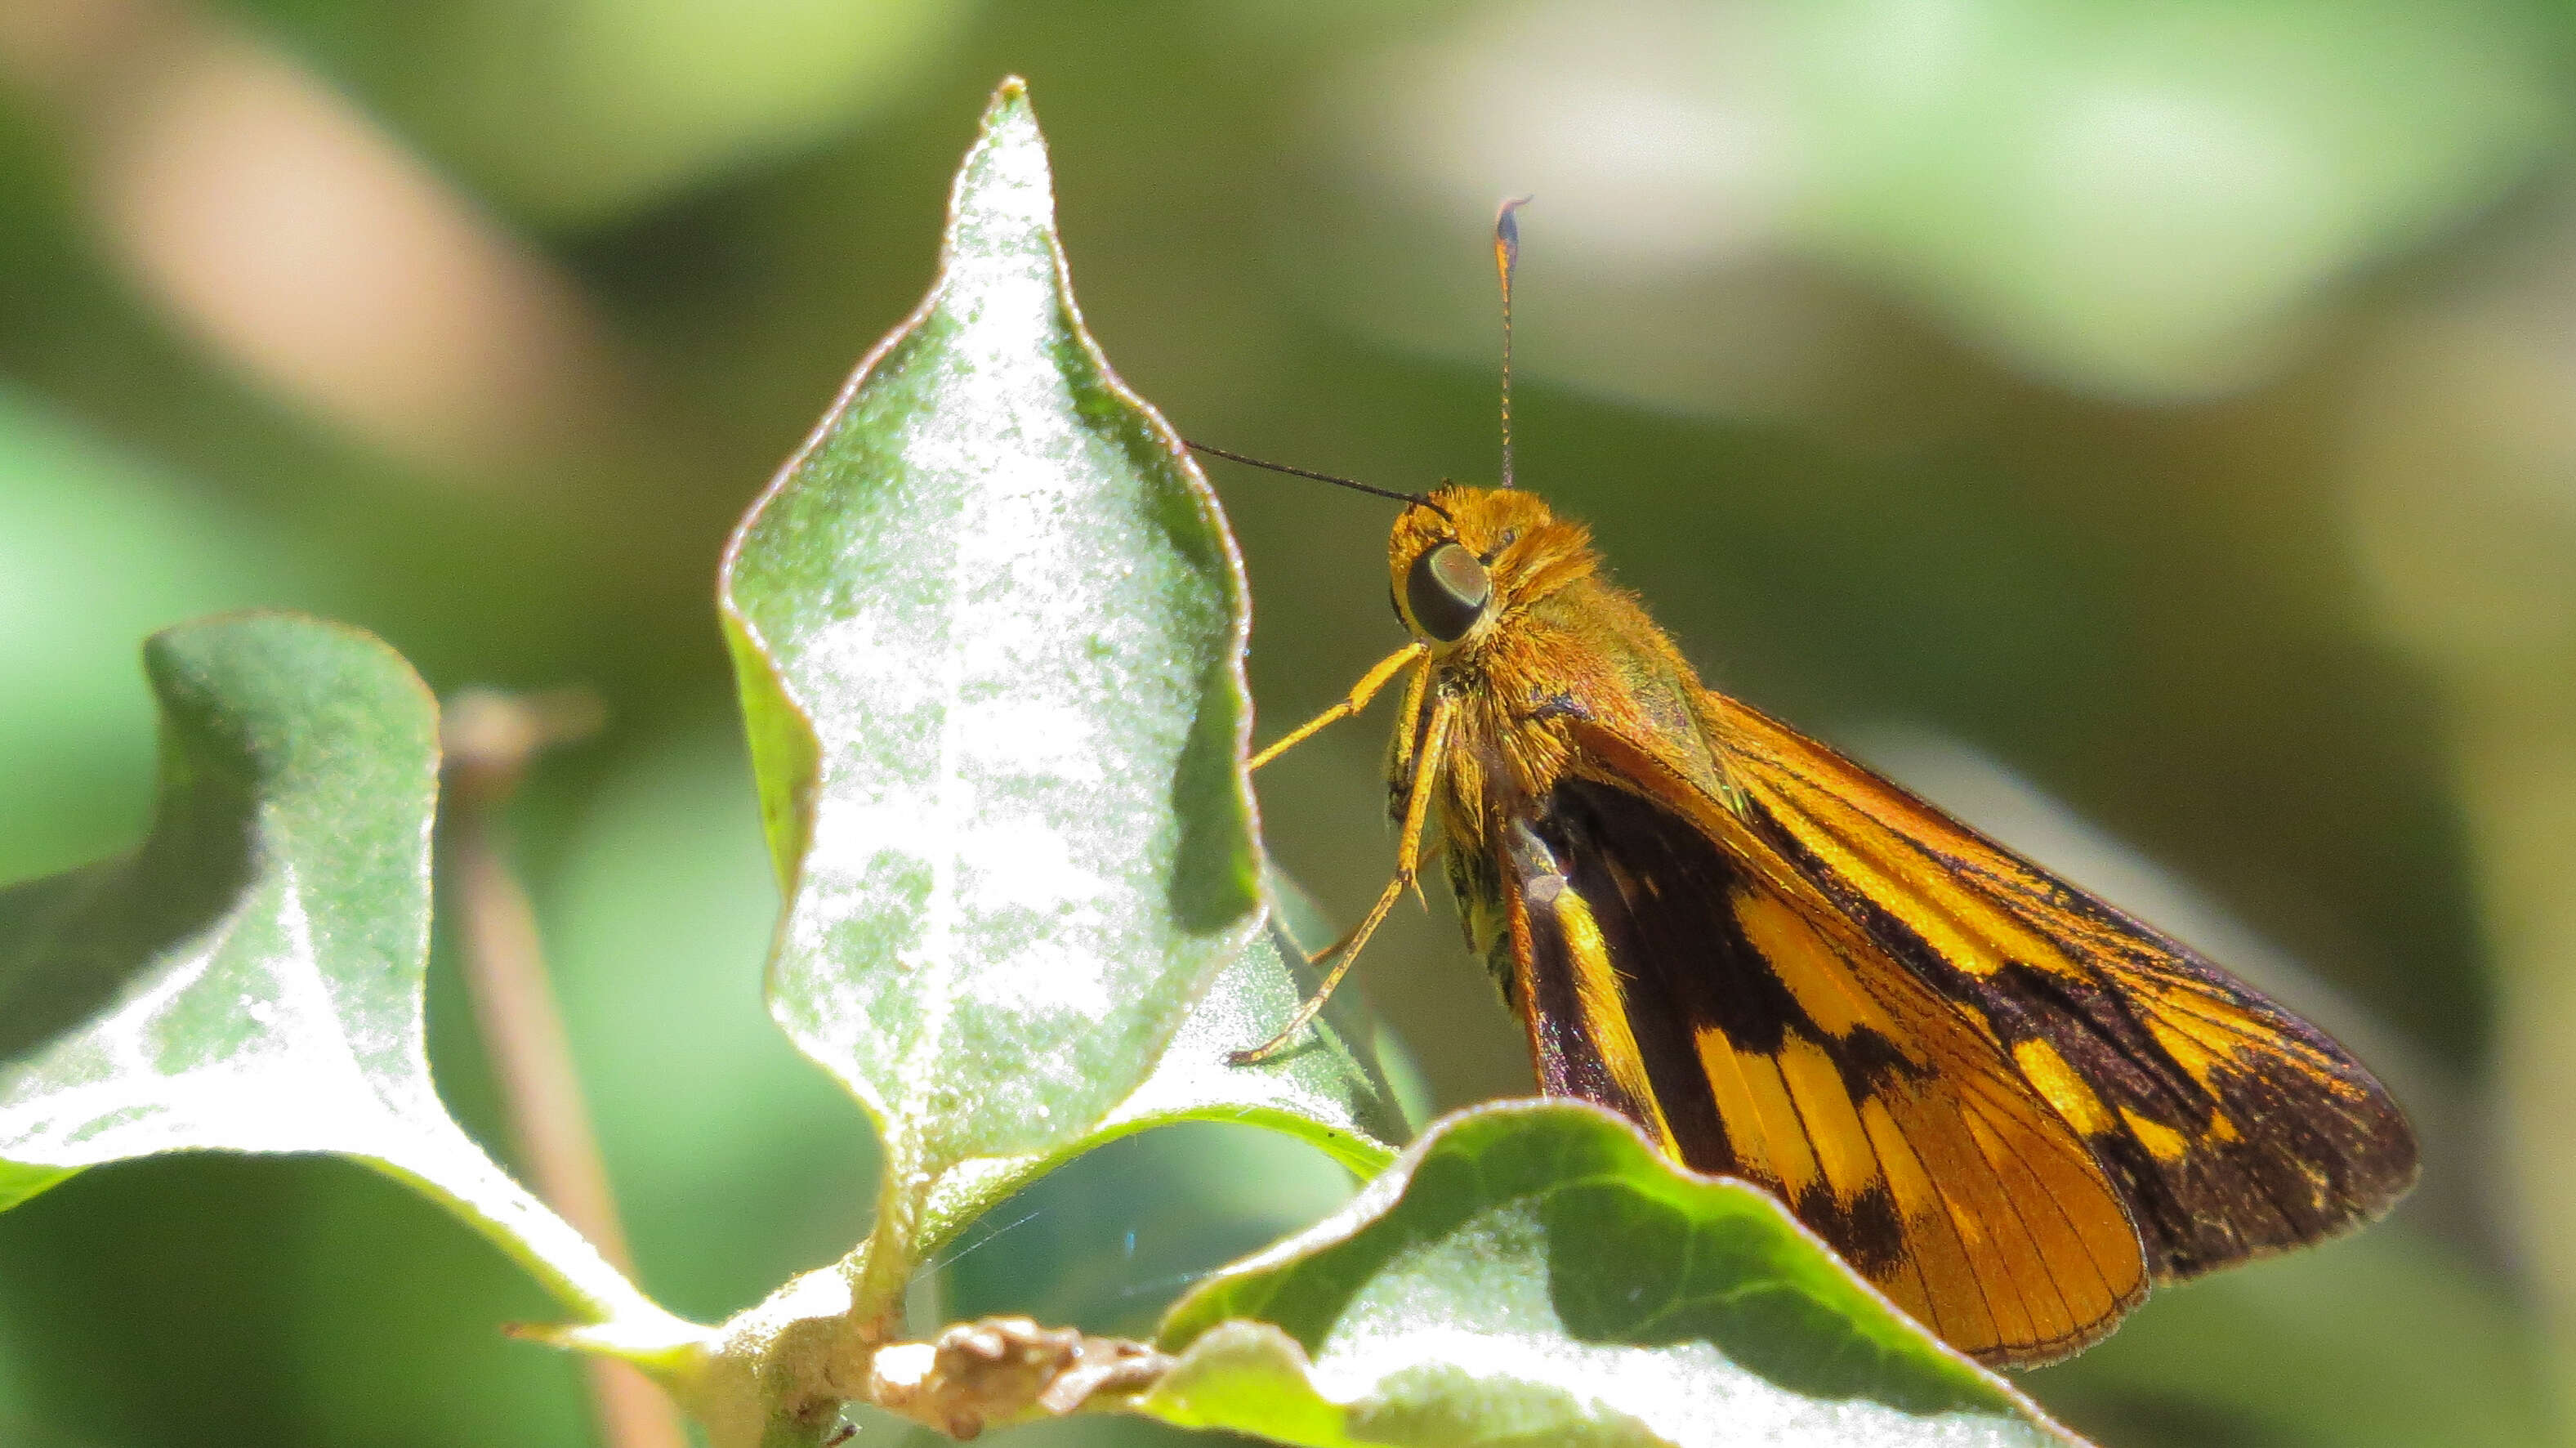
[[1493, 196, 1530, 489]]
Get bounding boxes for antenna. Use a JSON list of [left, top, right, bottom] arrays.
[[1494, 195, 1529, 489], [1185, 440, 1453, 525]]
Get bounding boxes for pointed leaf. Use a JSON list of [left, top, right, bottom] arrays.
[[718, 78, 1403, 1269], [1141, 1100, 2083, 1448], [0, 614, 689, 1345]]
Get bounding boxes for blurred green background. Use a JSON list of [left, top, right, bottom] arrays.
[[2, 1, 2571, 1444]]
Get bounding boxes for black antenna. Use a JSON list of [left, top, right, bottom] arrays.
[[1494, 195, 1529, 489], [1185, 440, 1453, 524]]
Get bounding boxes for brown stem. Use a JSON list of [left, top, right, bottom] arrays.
[[867, 1316, 1171, 1440], [440, 688, 688, 1448]]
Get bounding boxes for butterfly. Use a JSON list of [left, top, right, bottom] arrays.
[[1193, 200, 2418, 1366]]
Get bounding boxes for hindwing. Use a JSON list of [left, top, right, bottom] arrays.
[[1498, 775, 2148, 1366]]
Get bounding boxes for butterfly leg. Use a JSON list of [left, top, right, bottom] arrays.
[[1385, 659, 1440, 909], [1231, 693, 1456, 1065], [1248, 643, 1426, 771], [1385, 651, 1432, 784]]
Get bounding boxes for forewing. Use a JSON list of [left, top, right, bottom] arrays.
[[1500, 777, 2148, 1367], [1680, 696, 2421, 1281]]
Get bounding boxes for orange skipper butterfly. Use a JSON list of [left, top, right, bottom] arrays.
[[1195, 200, 2417, 1365]]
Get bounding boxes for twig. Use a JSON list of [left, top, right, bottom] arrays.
[[440, 688, 687, 1448], [868, 1316, 1171, 1439]]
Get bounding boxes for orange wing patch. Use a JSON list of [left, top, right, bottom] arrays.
[[1703, 872, 2144, 1361]]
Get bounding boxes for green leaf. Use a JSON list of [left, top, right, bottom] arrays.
[[0, 614, 693, 1354], [1141, 1100, 2083, 1448], [717, 77, 1403, 1285]]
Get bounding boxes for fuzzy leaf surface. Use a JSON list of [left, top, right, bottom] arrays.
[[720, 79, 1401, 1266], [0, 614, 679, 1336]]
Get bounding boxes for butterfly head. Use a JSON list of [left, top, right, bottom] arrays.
[[1388, 485, 1596, 650]]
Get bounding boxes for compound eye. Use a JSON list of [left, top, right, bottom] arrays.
[[1405, 543, 1492, 642]]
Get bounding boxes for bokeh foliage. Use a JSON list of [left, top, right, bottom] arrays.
[[2, 2, 2567, 1445]]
